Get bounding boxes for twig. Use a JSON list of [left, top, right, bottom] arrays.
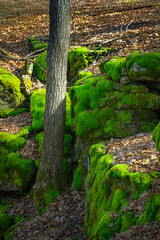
[[24, 47, 47, 59], [126, 20, 133, 31], [0, 53, 47, 73]]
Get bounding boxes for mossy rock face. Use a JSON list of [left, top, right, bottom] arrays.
[[30, 89, 72, 132], [0, 68, 26, 117], [0, 147, 35, 192], [126, 52, 160, 81], [69, 75, 159, 140], [101, 52, 160, 86], [84, 143, 160, 240]]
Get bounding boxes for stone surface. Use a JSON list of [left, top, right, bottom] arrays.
[[0, 68, 25, 117]]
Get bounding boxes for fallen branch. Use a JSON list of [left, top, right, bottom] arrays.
[[0, 53, 47, 74], [24, 47, 47, 59]]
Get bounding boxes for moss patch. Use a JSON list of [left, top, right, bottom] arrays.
[[104, 56, 126, 81], [30, 89, 46, 132], [0, 132, 26, 152], [33, 50, 47, 82], [0, 108, 28, 118]]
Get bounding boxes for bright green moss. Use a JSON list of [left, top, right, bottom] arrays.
[[0, 132, 26, 152], [111, 189, 128, 211], [152, 122, 160, 152], [0, 150, 34, 191], [34, 44, 48, 51], [0, 68, 20, 93], [72, 163, 87, 190], [18, 126, 32, 138], [35, 158, 40, 170], [118, 111, 132, 123], [0, 68, 26, 117], [31, 90, 72, 132], [104, 57, 126, 81], [0, 108, 28, 118], [93, 212, 114, 240], [92, 47, 114, 60], [126, 52, 160, 80], [30, 89, 46, 131], [66, 92, 72, 130], [136, 193, 160, 225], [75, 71, 93, 86], [76, 110, 101, 138], [141, 122, 156, 132], [68, 47, 93, 81], [33, 50, 47, 82], [45, 189, 59, 205], [78, 71, 93, 80]]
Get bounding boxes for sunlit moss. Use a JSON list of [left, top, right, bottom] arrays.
[[126, 52, 160, 80], [104, 56, 126, 81]]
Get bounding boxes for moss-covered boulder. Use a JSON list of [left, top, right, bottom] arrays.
[[0, 68, 26, 117], [69, 75, 159, 140], [84, 143, 160, 239], [101, 52, 160, 90], [0, 147, 35, 192], [0, 126, 34, 192], [126, 52, 160, 81]]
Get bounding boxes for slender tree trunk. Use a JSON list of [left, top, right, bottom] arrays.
[[33, 0, 70, 210]]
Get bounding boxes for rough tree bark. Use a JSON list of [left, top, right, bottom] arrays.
[[33, 0, 70, 210]]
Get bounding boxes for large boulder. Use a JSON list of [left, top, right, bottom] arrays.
[[84, 143, 160, 240], [0, 68, 26, 117], [0, 148, 35, 192], [0, 127, 35, 192]]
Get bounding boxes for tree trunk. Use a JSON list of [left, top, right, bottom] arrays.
[[33, 0, 70, 210]]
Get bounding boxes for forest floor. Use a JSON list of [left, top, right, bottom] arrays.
[[0, 0, 160, 239]]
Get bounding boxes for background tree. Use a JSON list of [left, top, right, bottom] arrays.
[[33, 0, 70, 210]]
